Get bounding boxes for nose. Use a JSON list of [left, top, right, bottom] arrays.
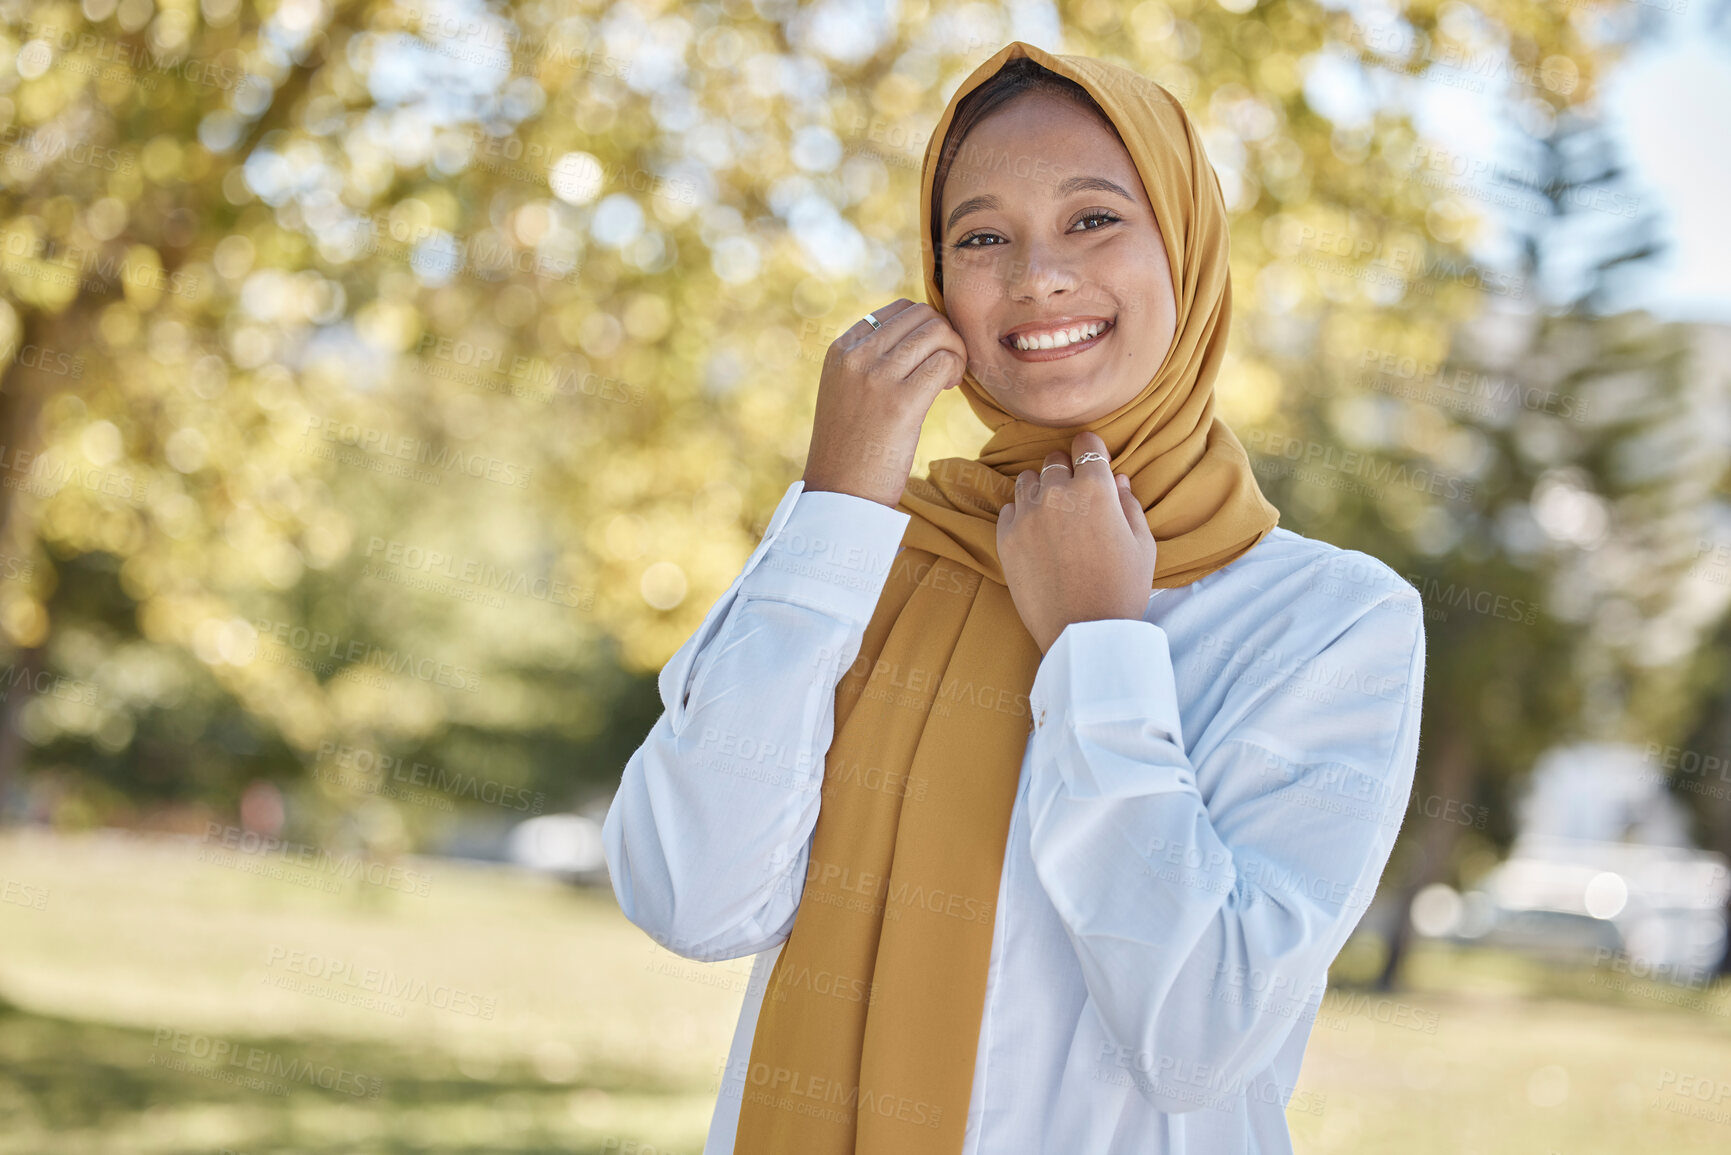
[[1005, 236, 1080, 303]]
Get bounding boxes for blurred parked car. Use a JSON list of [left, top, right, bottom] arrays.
[[1410, 742, 1730, 983], [504, 801, 612, 886], [1414, 834, 1729, 982]]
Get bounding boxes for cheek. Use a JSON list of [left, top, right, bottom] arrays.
[[947, 303, 994, 354]]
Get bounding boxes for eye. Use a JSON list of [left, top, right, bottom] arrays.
[[952, 209, 1123, 250], [1075, 209, 1121, 231]]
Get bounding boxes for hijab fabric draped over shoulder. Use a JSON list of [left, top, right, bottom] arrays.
[[732, 40, 1280, 1155]]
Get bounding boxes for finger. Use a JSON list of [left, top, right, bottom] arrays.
[[865, 300, 930, 347], [1014, 469, 1038, 508], [934, 323, 969, 390], [1116, 474, 1157, 549], [1037, 451, 1071, 502], [893, 314, 969, 384], [1070, 431, 1114, 487], [840, 298, 918, 348], [909, 346, 964, 398]]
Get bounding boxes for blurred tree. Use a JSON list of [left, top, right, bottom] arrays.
[[1663, 332, 1731, 975], [1316, 98, 1722, 991], [0, 0, 1633, 859]]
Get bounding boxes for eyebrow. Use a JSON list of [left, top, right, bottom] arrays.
[[945, 175, 1138, 234]]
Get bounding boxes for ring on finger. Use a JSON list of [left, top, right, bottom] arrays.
[[1040, 463, 1069, 476], [1073, 452, 1108, 467]]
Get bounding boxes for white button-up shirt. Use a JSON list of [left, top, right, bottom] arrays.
[[603, 479, 1427, 1155]]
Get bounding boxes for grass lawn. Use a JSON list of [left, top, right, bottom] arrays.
[[1, 827, 1728, 1153]]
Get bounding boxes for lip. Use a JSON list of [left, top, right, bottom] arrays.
[[999, 316, 1115, 362]]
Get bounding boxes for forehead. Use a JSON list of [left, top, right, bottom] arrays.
[[940, 92, 1144, 203]]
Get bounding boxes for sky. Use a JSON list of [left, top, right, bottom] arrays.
[[997, 0, 1731, 321], [1312, 0, 1731, 321], [1595, 2, 1731, 321]]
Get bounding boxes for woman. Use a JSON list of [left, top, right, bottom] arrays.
[[603, 41, 1426, 1155]]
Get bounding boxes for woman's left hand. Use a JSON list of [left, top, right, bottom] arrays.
[[996, 431, 1159, 655]]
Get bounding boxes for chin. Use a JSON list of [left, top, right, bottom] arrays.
[[1005, 389, 1112, 429]]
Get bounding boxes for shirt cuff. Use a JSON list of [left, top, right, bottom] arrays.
[[739, 483, 912, 625], [1028, 617, 1194, 795]]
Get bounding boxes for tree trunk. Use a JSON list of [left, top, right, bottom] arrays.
[[0, 300, 90, 817], [1690, 678, 1731, 978], [1374, 722, 1478, 991]]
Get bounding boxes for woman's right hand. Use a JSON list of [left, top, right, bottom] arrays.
[[801, 298, 968, 508]]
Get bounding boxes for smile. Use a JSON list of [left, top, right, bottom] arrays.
[[1000, 317, 1114, 361]]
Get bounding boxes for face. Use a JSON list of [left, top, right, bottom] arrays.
[[938, 91, 1178, 429]]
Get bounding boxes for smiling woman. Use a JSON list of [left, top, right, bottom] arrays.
[[930, 57, 1179, 428], [604, 40, 1427, 1155]]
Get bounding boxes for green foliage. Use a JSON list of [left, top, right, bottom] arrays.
[[0, 0, 1713, 901]]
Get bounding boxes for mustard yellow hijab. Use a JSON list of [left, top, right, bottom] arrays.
[[734, 41, 1280, 1153]]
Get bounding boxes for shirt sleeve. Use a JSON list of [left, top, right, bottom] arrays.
[[602, 480, 911, 962], [1023, 581, 1426, 1114]]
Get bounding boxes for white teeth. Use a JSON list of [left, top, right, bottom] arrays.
[[1012, 320, 1107, 351]]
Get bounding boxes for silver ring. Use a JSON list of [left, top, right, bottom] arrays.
[[864, 312, 882, 330], [1040, 462, 1069, 475], [1073, 452, 1109, 467]]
